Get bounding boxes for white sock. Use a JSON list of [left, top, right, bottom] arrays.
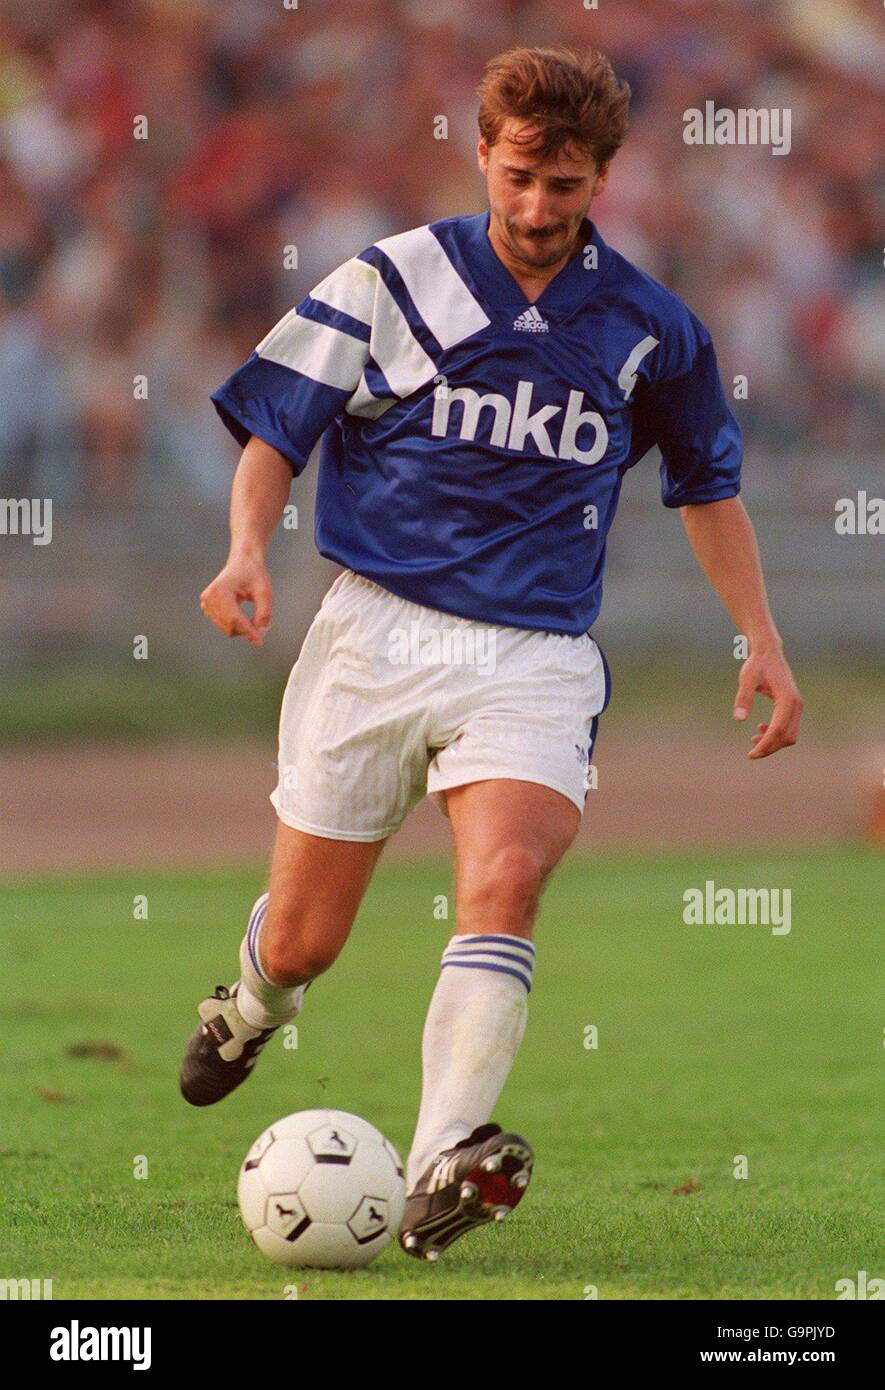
[[406, 933, 535, 1189], [237, 892, 307, 1029]]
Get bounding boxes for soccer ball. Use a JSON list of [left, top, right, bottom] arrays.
[[237, 1109, 406, 1268]]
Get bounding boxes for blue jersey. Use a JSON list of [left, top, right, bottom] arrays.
[[211, 212, 741, 636]]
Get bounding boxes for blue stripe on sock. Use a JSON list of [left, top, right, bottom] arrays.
[[448, 933, 535, 955], [247, 899, 269, 981], [248, 893, 269, 932], [247, 931, 263, 982], [442, 946, 536, 971], [440, 959, 532, 992], [248, 904, 267, 951]]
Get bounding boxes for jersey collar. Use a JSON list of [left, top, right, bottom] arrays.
[[457, 209, 613, 316]]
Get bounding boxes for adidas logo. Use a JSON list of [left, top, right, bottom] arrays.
[[513, 306, 549, 334]]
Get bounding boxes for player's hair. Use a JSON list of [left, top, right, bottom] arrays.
[[477, 46, 630, 169]]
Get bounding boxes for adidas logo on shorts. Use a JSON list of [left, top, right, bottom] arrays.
[[513, 306, 549, 333]]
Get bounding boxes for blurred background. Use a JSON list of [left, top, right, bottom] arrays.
[[1, 0, 882, 869]]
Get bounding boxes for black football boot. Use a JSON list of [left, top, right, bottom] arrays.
[[400, 1123, 533, 1261], [179, 984, 279, 1107]]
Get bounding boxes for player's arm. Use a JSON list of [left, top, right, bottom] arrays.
[[679, 495, 803, 758], [204, 254, 380, 647], [200, 435, 292, 649]]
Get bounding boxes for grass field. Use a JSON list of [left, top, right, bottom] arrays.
[[1, 658, 880, 744], [2, 846, 882, 1301]]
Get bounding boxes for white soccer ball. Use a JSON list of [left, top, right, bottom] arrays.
[[237, 1109, 406, 1268]]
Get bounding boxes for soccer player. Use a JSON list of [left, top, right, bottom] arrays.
[[180, 46, 803, 1260]]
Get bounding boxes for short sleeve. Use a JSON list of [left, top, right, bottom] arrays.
[[634, 320, 742, 508], [210, 260, 376, 475]]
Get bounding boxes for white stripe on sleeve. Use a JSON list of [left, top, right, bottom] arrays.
[[257, 311, 368, 392], [309, 256, 376, 327], [375, 225, 490, 349]]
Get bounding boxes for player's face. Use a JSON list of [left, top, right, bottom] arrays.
[[478, 119, 608, 271]]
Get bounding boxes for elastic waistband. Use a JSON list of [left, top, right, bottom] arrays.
[[325, 569, 601, 665]]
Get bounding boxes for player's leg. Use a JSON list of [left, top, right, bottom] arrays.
[[244, 819, 388, 994], [403, 622, 608, 1256], [179, 823, 386, 1107], [401, 777, 580, 1256], [448, 775, 581, 936], [410, 777, 580, 1173], [181, 569, 432, 1107]]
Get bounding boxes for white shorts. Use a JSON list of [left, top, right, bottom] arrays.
[[270, 569, 611, 841]]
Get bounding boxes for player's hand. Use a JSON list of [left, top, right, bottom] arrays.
[[733, 646, 803, 759], [199, 552, 273, 649]]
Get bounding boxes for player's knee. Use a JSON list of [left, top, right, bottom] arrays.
[[463, 843, 545, 917], [260, 925, 341, 986]]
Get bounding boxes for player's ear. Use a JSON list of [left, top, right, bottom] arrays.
[[592, 160, 610, 198], [477, 137, 489, 175]]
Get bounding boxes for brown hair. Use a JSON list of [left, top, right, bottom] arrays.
[[477, 46, 630, 169]]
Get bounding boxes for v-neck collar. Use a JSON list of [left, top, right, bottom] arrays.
[[457, 209, 613, 315]]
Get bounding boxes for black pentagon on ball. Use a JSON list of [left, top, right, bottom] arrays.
[[306, 1122, 358, 1163], [347, 1195, 390, 1244], [242, 1129, 275, 1172], [266, 1191, 311, 1243]]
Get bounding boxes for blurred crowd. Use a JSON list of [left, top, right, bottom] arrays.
[[0, 0, 882, 510]]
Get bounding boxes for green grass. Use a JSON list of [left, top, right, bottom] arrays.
[[1, 659, 880, 744], [0, 665, 284, 746], [2, 847, 882, 1300]]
